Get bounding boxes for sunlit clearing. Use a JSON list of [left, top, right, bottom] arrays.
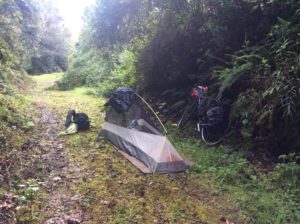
[[52, 0, 95, 40]]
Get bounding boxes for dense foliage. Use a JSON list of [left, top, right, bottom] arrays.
[[217, 5, 300, 157], [63, 0, 300, 158], [58, 0, 160, 94], [0, 0, 70, 77]]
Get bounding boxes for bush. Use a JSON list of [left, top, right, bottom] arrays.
[[215, 8, 300, 156], [60, 48, 137, 96]]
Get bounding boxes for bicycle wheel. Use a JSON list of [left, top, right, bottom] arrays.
[[177, 101, 198, 130], [200, 118, 230, 146]]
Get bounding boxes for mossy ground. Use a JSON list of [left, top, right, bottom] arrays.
[[13, 73, 243, 224]]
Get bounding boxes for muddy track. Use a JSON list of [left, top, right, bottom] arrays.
[[34, 103, 82, 224]]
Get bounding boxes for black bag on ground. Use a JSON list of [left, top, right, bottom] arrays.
[[65, 109, 90, 131]]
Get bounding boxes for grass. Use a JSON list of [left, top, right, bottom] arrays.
[[171, 131, 300, 223], [31, 73, 63, 90]]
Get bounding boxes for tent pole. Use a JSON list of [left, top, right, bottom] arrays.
[[135, 93, 169, 135]]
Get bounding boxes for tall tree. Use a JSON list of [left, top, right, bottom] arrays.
[[0, 0, 71, 76]]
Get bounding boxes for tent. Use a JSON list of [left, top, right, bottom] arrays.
[[101, 87, 190, 173]]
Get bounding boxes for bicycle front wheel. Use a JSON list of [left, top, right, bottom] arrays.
[[200, 119, 230, 146]]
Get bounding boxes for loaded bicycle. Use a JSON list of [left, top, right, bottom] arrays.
[[177, 85, 231, 146]]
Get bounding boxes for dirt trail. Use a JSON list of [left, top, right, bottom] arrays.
[[35, 104, 82, 223], [24, 74, 243, 224], [22, 75, 85, 223]]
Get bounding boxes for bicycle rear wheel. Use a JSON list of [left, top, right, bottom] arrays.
[[200, 119, 230, 146], [177, 101, 198, 130]]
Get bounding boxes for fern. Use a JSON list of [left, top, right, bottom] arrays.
[[216, 62, 253, 95]]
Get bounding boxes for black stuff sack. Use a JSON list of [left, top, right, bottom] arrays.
[[65, 109, 90, 131]]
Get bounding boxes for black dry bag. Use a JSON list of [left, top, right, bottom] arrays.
[[65, 109, 90, 131]]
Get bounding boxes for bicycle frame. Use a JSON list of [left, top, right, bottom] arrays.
[[177, 85, 230, 146]]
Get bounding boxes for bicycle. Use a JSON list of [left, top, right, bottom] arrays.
[[177, 85, 231, 146]]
